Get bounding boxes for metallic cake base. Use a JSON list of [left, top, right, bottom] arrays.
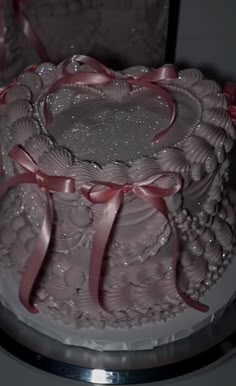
[[0, 299, 236, 384]]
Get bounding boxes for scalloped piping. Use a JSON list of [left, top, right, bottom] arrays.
[[2, 60, 232, 187]]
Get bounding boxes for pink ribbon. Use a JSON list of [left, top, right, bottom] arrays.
[[224, 81, 236, 105], [224, 81, 236, 124], [0, 0, 49, 71], [81, 174, 209, 312], [0, 145, 75, 312], [0, 146, 209, 314], [14, 0, 49, 62], [45, 55, 177, 141]]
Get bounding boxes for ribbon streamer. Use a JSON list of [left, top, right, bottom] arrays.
[[0, 0, 49, 72], [0, 53, 210, 314], [0, 145, 75, 312], [0, 147, 209, 314], [81, 175, 209, 313], [15, 0, 49, 62], [44, 55, 177, 142]]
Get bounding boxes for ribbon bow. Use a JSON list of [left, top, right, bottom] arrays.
[[0, 145, 75, 312], [0, 0, 49, 72], [45, 55, 177, 142], [81, 174, 209, 312]]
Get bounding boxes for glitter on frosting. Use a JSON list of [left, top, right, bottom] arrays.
[[103, 79, 131, 101], [191, 80, 221, 98], [183, 136, 213, 164], [11, 117, 40, 145], [0, 56, 235, 348], [6, 100, 33, 125], [18, 71, 43, 99], [175, 69, 203, 87], [38, 147, 73, 174], [155, 148, 188, 173], [24, 135, 54, 162], [6, 85, 32, 103], [36, 63, 58, 86]]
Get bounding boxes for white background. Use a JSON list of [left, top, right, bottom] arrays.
[[1, 0, 236, 385]]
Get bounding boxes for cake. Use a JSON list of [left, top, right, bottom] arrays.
[[0, 55, 235, 351]]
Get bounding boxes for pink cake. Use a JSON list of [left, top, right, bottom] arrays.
[[0, 55, 235, 351]]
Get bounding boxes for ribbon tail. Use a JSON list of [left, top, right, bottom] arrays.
[[134, 187, 208, 311], [74, 55, 112, 76], [0, 172, 35, 193], [89, 191, 123, 309], [176, 285, 209, 312], [134, 191, 168, 218], [139, 66, 178, 83], [172, 236, 209, 313], [128, 79, 176, 142], [19, 190, 53, 313], [17, 8, 49, 62]]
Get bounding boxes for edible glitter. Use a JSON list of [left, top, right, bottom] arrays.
[[46, 86, 199, 165]]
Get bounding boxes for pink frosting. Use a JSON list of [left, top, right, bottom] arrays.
[[0, 57, 235, 333]]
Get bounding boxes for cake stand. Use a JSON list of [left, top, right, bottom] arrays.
[[0, 297, 236, 385]]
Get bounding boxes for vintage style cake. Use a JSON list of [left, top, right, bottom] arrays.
[[0, 55, 235, 350]]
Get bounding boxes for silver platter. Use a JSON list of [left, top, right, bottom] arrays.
[[0, 300, 236, 384]]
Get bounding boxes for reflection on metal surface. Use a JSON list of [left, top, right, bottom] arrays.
[[0, 300, 236, 384]]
